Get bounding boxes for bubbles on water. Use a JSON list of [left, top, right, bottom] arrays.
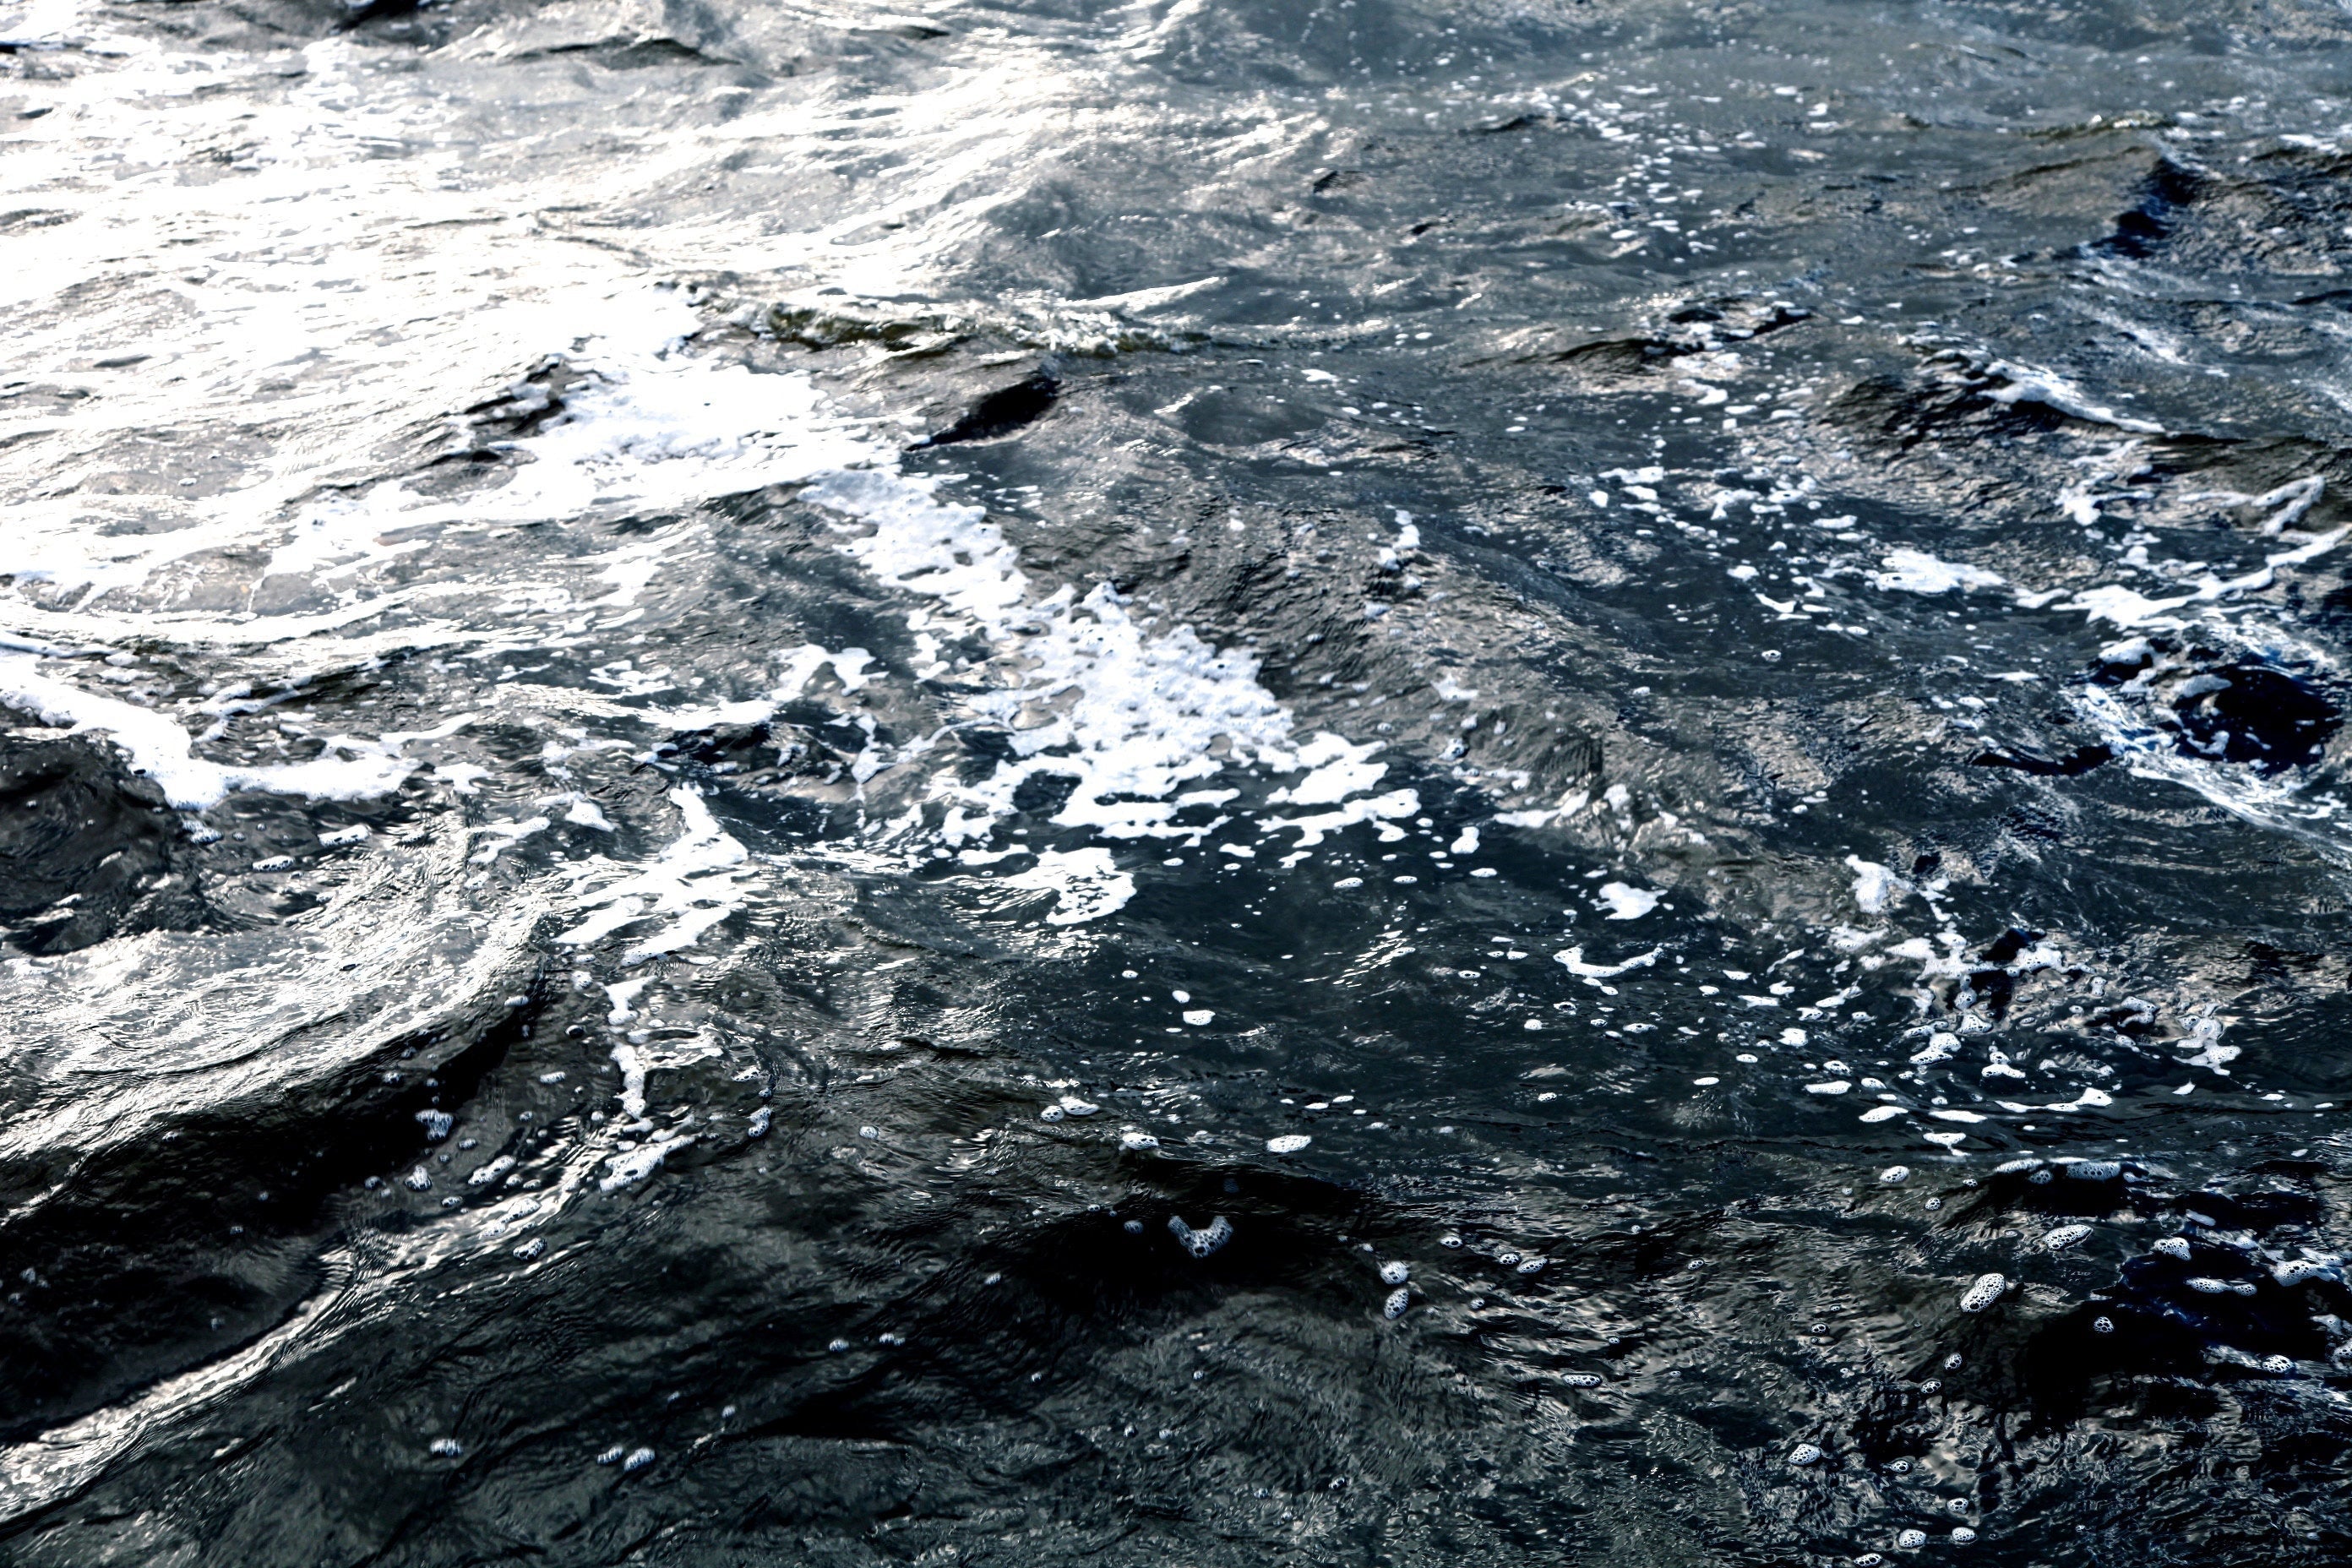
[[1121, 1130, 1162, 1151], [1788, 1442, 1824, 1466], [1562, 1373, 1603, 1388], [1950, 1527, 1977, 1544], [1382, 1288, 1410, 1319], [1517, 1257, 1546, 1275], [1040, 1105, 1066, 1122], [623, 1447, 656, 1472], [2093, 1316, 2116, 1335], [1168, 1215, 1233, 1258], [1124, 1219, 1144, 1234], [1380, 1260, 1408, 1285], [2066, 1160, 2121, 1182], [513, 1238, 544, 1260], [1942, 1353, 1963, 1370], [416, 1110, 453, 1141], [404, 1166, 433, 1192], [858, 1125, 881, 1141], [2028, 1169, 2055, 1186], [827, 1338, 850, 1353], [1959, 1273, 2007, 1313], [1440, 1233, 1463, 1249], [1897, 1529, 1928, 1549], [1887, 1458, 1913, 1474], [429, 1437, 462, 1456], [2186, 1277, 2230, 1294], [2275, 1258, 2328, 1286], [1265, 1134, 1311, 1154], [2044, 1223, 2093, 1251], [596, 1446, 626, 1465], [1919, 1379, 1941, 1394], [1878, 1165, 1911, 1185], [2153, 1237, 2191, 1260]]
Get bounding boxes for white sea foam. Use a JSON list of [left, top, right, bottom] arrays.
[[0, 654, 435, 808], [556, 787, 754, 964], [1595, 881, 1659, 920], [1870, 550, 2003, 596]]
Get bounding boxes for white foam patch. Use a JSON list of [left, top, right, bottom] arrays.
[[1269, 732, 1389, 805], [1984, 361, 2165, 435], [1555, 945, 1662, 977], [1595, 881, 1658, 920], [1844, 856, 1912, 915], [1870, 550, 2003, 596], [803, 469, 1298, 842], [556, 787, 754, 964], [999, 847, 1136, 925], [0, 653, 433, 808]]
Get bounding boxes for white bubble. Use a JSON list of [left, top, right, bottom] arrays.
[[1040, 1105, 1067, 1122], [1440, 1233, 1464, 1249], [1516, 1257, 1545, 1275], [2065, 1159, 2121, 1181], [2092, 1316, 2115, 1335], [1122, 1130, 1162, 1151], [1168, 1215, 1233, 1259], [1562, 1373, 1602, 1388], [416, 1109, 453, 1141], [2186, 1276, 2229, 1294], [1383, 1287, 1410, 1319], [1897, 1529, 1927, 1549], [1950, 1527, 1977, 1544], [2153, 1237, 2191, 1260], [429, 1437, 462, 1456], [596, 1445, 626, 1464], [623, 1447, 656, 1472], [1878, 1165, 1911, 1185], [1380, 1260, 1408, 1285], [403, 1166, 433, 1192], [1788, 1442, 1824, 1466], [2275, 1259, 2327, 1286], [1959, 1272, 2006, 1313], [1266, 1134, 1311, 1154], [2043, 1223, 2093, 1252]]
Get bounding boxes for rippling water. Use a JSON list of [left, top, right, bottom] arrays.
[[6, 1, 2352, 1561]]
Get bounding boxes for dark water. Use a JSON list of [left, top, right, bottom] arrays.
[[5, 1, 2352, 1562]]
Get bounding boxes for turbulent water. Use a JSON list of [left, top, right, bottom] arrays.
[[7, 0, 2352, 1561]]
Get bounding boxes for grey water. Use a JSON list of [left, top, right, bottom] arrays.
[[4, 1, 2352, 1563]]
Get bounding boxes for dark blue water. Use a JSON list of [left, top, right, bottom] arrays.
[[3, 1, 2352, 1562]]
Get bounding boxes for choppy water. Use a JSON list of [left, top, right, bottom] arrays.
[[5, 1, 2352, 1561]]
